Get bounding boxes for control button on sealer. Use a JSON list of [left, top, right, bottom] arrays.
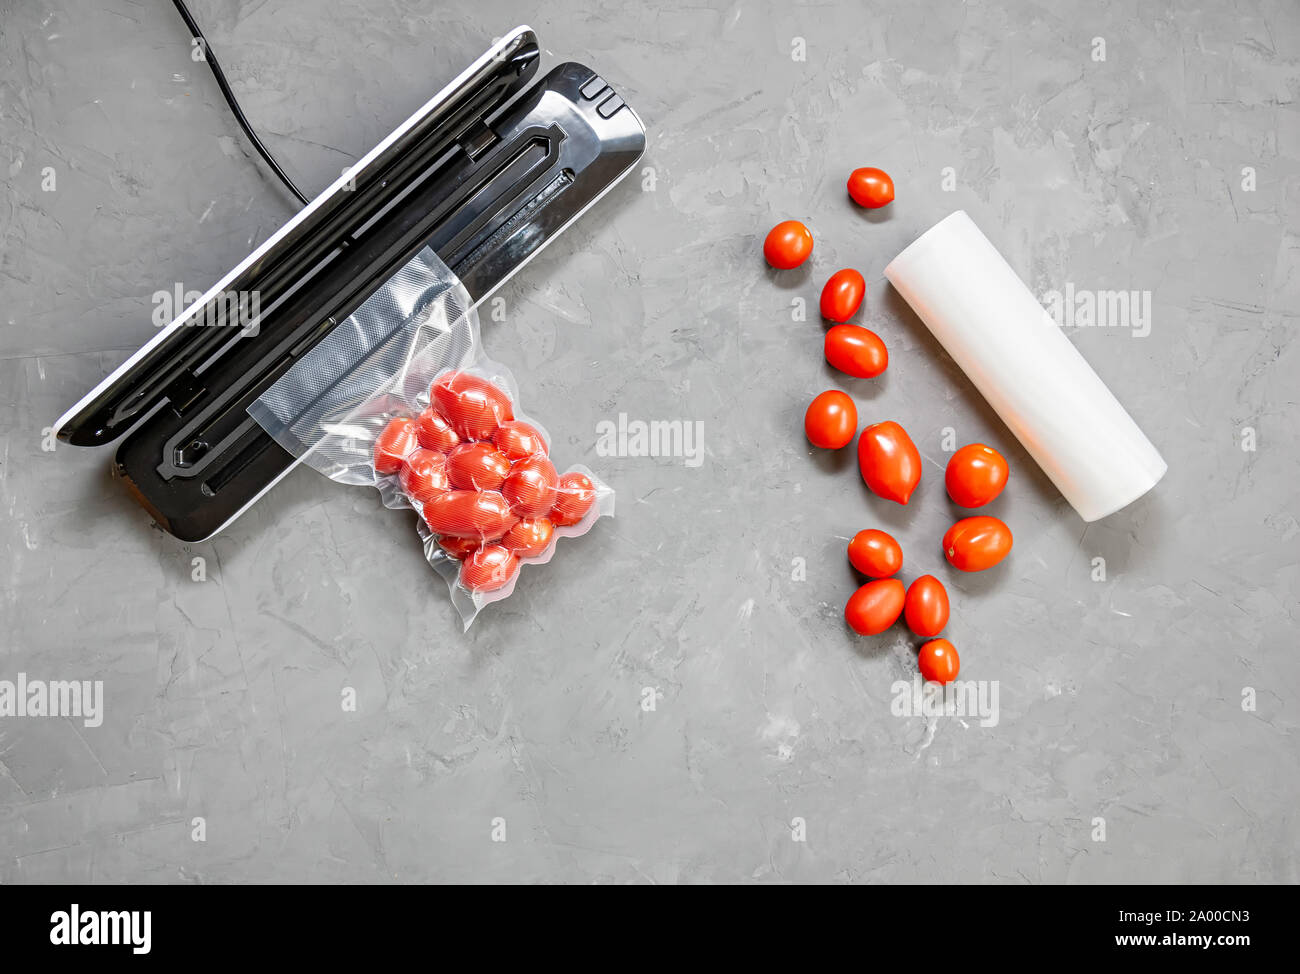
[[580, 74, 608, 100], [596, 93, 625, 119]]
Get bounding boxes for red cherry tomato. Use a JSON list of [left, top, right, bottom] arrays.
[[550, 472, 596, 526], [502, 455, 559, 517], [804, 390, 857, 449], [763, 220, 814, 269], [494, 420, 549, 461], [820, 268, 866, 322], [438, 536, 482, 560], [431, 371, 514, 442], [446, 442, 512, 491], [502, 517, 555, 558], [847, 529, 903, 578], [945, 443, 1009, 508], [847, 167, 894, 209], [844, 578, 905, 636], [414, 407, 460, 453], [459, 544, 520, 593], [942, 516, 1012, 572], [857, 420, 921, 504], [918, 638, 960, 684], [904, 575, 949, 638], [422, 490, 516, 541], [824, 324, 888, 379], [373, 416, 419, 475], [398, 448, 450, 503]]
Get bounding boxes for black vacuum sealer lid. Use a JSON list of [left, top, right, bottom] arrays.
[[56, 26, 542, 447]]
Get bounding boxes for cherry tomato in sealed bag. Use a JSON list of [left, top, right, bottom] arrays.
[[374, 416, 419, 475], [824, 324, 888, 379], [945, 443, 1009, 508], [820, 269, 866, 323], [847, 528, 903, 578], [904, 575, 949, 638], [423, 489, 516, 541], [446, 442, 512, 492], [942, 516, 1012, 572], [503, 517, 555, 558], [858, 420, 921, 504], [460, 544, 520, 593], [845, 578, 905, 636], [502, 455, 559, 517], [918, 638, 960, 684], [494, 420, 549, 461], [763, 220, 814, 270], [847, 167, 894, 209], [804, 390, 857, 450], [550, 472, 596, 526], [414, 406, 460, 453], [431, 371, 514, 442], [398, 448, 451, 503], [438, 536, 482, 560]]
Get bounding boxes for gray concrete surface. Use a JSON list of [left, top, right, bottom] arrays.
[[1, 0, 1297, 884]]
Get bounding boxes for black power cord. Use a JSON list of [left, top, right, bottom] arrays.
[[170, 0, 311, 207]]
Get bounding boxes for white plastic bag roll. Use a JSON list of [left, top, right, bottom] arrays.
[[883, 211, 1166, 522]]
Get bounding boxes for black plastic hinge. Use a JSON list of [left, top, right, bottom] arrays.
[[166, 368, 207, 417], [458, 118, 497, 161]]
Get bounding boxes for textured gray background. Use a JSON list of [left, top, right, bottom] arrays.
[[1, 0, 1297, 884]]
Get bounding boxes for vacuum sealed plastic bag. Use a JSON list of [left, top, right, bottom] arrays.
[[248, 246, 613, 628]]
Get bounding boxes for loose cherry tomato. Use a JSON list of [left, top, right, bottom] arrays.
[[942, 515, 1013, 571], [373, 417, 419, 475], [904, 575, 949, 638], [857, 420, 921, 504], [398, 448, 450, 503], [845, 578, 905, 635], [502, 455, 559, 517], [459, 544, 520, 593], [804, 390, 857, 449], [494, 420, 549, 460], [431, 371, 514, 442], [503, 517, 555, 558], [945, 443, 1009, 508], [820, 268, 866, 322], [550, 472, 596, 526], [918, 638, 959, 684], [446, 442, 512, 491], [438, 536, 481, 560], [847, 167, 894, 209], [763, 220, 814, 269], [423, 490, 516, 541], [824, 324, 888, 379], [414, 406, 460, 453], [847, 529, 903, 578]]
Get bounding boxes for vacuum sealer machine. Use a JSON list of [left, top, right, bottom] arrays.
[[54, 25, 645, 542]]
